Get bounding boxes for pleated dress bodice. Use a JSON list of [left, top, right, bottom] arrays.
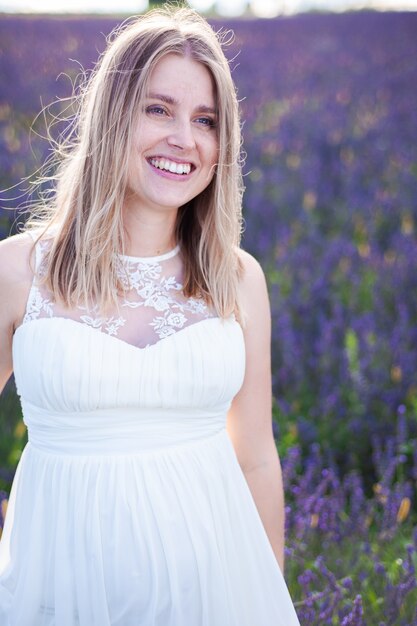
[[13, 314, 245, 455], [12, 240, 246, 455]]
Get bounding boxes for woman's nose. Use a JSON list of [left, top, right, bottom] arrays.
[[167, 118, 196, 151]]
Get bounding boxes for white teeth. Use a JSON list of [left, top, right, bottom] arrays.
[[149, 158, 191, 175]]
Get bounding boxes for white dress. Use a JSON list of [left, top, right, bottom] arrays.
[[0, 238, 300, 626]]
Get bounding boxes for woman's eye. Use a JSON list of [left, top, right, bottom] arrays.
[[196, 116, 216, 128], [146, 105, 167, 116]]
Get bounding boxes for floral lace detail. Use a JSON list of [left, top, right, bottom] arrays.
[[22, 241, 214, 347], [23, 286, 55, 324], [79, 306, 126, 337], [116, 252, 211, 341], [22, 237, 55, 324]]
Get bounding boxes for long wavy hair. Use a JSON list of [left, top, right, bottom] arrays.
[[27, 6, 244, 317]]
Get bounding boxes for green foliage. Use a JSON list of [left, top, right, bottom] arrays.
[[0, 380, 26, 492]]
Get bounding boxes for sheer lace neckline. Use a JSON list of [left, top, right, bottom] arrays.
[[118, 244, 180, 264], [23, 239, 215, 349]]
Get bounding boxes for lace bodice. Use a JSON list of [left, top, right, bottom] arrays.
[[22, 238, 215, 349]]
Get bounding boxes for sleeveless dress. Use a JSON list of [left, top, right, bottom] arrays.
[[0, 237, 300, 626]]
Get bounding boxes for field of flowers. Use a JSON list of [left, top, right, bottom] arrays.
[[1, 10, 417, 624]]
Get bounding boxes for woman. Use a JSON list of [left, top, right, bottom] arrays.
[[0, 6, 300, 625]]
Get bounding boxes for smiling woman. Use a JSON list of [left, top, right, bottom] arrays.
[[0, 6, 300, 626]]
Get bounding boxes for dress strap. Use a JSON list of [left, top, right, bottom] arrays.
[[21, 231, 54, 325]]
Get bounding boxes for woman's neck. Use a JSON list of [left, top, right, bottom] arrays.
[[122, 204, 178, 258]]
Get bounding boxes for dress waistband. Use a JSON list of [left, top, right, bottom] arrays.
[[21, 401, 228, 456]]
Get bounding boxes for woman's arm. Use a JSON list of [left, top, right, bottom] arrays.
[[226, 249, 285, 572], [0, 233, 33, 394]]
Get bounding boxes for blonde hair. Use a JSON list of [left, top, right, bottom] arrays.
[[27, 6, 244, 317]]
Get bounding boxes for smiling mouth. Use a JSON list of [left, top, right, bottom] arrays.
[[148, 157, 193, 175]]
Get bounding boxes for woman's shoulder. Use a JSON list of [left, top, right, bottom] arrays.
[[236, 247, 268, 291], [0, 231, 35, 285], [235, 247, 270, 327], [0, 233, 38, 330]]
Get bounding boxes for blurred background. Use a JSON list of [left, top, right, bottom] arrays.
[[2, 0, 417, 17], [1, 1, 417, 622]]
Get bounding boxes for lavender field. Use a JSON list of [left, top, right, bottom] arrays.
[[1, 10, 417, 623]]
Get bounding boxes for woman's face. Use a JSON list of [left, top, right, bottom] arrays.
[[125, 53, 219, 219]]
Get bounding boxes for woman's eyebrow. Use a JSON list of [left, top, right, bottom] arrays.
[[147, 92, 176, 105], [147, 92, 216, 115]]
